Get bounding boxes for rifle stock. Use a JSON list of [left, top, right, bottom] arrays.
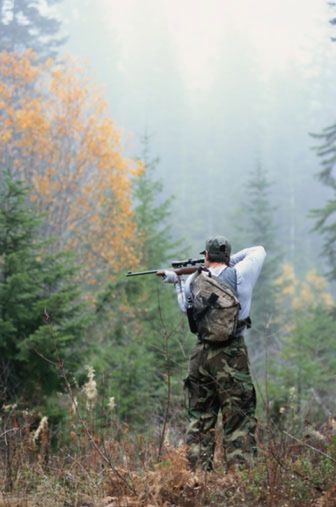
[[126, 258, 204, 278], [158, 266, 200, 277]]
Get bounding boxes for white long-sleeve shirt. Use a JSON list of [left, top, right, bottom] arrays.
[[175, 246, 266, 322]]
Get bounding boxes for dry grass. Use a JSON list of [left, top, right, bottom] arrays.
[[1, 406, 336, 507]]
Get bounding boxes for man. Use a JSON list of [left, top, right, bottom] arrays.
[[159, 236, 266, 471]]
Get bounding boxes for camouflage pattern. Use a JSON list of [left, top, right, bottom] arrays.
[[190, 271, 240, 343], [200, 236, 231, 258], [184, 336, 257, 471]]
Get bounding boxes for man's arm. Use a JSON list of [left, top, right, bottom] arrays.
[[175, 278, 188, 313], [230, 246, 266, 320], [161, 270, 188, 313], [230, 246, 266, 289]]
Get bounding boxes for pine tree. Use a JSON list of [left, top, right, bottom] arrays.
[[270, 265, 336, 424], [309, 3, 336, 281], [330, 1, 336, 42], [132, 137, 188, 402], [280, 308, 336, 422], [0, 0, 65, 58], [0, 172, 89, 406], [311, 125, 336, 281], [242, 165, 281, 351], [133, 135, 181, 268], [91, 142, 191, 427]]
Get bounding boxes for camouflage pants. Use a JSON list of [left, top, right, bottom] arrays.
[[184, 336, 257, 471]]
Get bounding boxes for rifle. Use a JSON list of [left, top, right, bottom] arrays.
[[126, 258, 204, 277]]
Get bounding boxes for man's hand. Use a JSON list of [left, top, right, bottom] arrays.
[[156, 270, 179, 284]]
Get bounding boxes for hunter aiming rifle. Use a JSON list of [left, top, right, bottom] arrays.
[[126, 258, 204, 277]]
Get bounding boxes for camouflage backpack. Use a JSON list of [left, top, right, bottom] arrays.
[[187, 269, 240, 343]]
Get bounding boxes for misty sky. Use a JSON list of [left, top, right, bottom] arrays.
[[57, 0, 336, 269], [61, 0, 332, 89], [58, 0, 336, 152]]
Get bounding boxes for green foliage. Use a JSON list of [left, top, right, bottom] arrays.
[[90, 277, 160, 425], [269, 306, 336, 424], [311, 124, 336, 281], [132, 137, 190, 395], [235, 165, 281, 352], [89, 144, 192, 428], [133, 134, 182, 267], [0, 171, 90, 406], [247, 166, 280, 328], [101, 341, 157, 423]]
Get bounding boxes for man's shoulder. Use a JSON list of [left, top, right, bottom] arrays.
[[234, 246, 266, 286], [216, 266, 237, 292]]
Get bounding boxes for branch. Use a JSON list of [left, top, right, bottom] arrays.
[[282, 431, 336, 466]]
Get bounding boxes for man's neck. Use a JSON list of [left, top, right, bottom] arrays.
[[206, 261, 227, 269]]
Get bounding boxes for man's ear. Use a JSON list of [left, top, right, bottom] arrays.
[[205, 251, 209, 261]]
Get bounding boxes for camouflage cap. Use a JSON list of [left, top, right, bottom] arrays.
[[200, 235, 231, 258]]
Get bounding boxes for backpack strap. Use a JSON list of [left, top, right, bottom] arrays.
[[219, 267, 252, 331], [217, 266, 238, 296], [238, 316, 252, 329]]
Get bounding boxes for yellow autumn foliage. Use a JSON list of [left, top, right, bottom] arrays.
[[275, 262, 334, 313], [0, 50, 143, 280]]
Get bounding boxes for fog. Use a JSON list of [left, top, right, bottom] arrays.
[[59, 0, 336, 271]]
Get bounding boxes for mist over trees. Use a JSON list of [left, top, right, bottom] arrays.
[[1, 1, 336, 505], [311, 125, 336, 281], [310, 6, 336, 283], [59, 0, 336, 272], [0, 0, 65, 57], [1, 0, 335, 437]]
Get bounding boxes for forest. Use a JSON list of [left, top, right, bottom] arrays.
[[0, 1, 336, 506]]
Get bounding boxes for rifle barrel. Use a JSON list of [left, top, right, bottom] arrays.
[[126, 270, 158, 277]]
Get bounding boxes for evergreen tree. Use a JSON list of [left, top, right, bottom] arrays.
[[286, 308, 336, 421], [91, 142, 191, 428], [0, 172, 89, 406], [0, 0, 65, 58], [330, 1, 336, 42], [311, 125, 336, 281], [272, 307, 336, 424], [132, 138, 189, 409], [240, 165, 281, 351], [310, 2, 336, 281], [133, 135, 181, 268]]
